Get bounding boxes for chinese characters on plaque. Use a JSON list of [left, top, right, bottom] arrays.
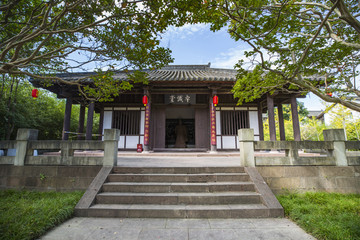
[[165, 94, 196, 105]]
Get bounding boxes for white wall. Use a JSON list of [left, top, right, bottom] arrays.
[[249, 111, 259, 135], [216, 111, 221, 135], [222, 136, 236, 149], [102, 111, 112, 131], [102, 111, 113, 140], [140, 110, 145, 135]]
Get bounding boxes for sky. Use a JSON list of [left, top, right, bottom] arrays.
[[158, 23, 326, 112]]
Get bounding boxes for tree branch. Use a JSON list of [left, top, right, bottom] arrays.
[[291, 0, 340, 79]]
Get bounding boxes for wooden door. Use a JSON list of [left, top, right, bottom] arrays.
[[151, 107, 166, 149], [195, 107, 209, 149]]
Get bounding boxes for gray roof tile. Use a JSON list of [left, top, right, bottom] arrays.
[[53, 64, 238, 82]]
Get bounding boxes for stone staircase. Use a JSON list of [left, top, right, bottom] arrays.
[[75, 166, 283, 218]]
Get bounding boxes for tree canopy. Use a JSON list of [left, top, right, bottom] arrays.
[[196, 0, 360, 111], [0, 0, 199, 101], [0, 75, 85, 140]]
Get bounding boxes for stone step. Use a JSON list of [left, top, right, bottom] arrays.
[[102, 181, 256, 193], [74, 166, 284, 219], [83, 204, 272, 218], [112, 167, 245, 174], [95, 192, 261, 205], [107, 173, 250, 183]]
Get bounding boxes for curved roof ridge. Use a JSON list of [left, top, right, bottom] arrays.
[[160, 63, 211, 71]]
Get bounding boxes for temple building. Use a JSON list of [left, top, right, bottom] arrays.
[[31, 64, 306, 152]]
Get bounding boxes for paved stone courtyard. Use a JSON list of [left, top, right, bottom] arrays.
[[39, 153, 316, 239], [41, 217, 315, 240]]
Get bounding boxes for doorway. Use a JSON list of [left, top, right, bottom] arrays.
[[165, 108, 195, 148]]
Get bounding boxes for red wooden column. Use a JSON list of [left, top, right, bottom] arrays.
[[291, 96, 301, 141], [210, 91, 217, 152], [267, 94, 277, 141], [62, 97, 72, 140], [143, 93, 151, 152]]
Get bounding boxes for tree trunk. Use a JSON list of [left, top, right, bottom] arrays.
[[5, 76, 19, 140]]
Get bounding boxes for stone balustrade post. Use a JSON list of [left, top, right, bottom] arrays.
[[61, 141, 74, 165], [285, 142, 299, 165], [14, 129, 38, 166], [238, 129, 255, 167], [103, 129, 120, 166], [323, 129, 347, 166]]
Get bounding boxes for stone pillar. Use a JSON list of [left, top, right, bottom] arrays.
[[77, 104, 85, 140], [86, 101, 95, 140], [258, 103, 264, 141], [238, 129, 255, 167], [98, 109, 104, 140], [62, 97, 72, 140], [143, 94, 151, 152], [267, 94, 276, 141], [323, 129, 347, 166], [210, 91, 217, 152], [60, 141, 74, 165], [103, 129, 120, 166], [277, 104, 286, 141], [291, 96, 301, 141], [14, 129, 38, 166], [285, 143, 299, 165]]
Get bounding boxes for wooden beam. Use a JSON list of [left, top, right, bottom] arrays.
[[258, 103, 264, 141], [278, 104, 286, 141], [86, 101, 95, 140], [291, 96, 301, 141], [62, 97, 72, 140], [77, 104, 85, 140], [98, 109, 104, 140], [267, 94, 276, 141]]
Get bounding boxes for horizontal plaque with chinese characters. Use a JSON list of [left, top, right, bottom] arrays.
[[165, 94, 196, 105]]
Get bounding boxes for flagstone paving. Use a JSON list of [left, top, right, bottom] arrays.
[[41, 217, 315, 240]]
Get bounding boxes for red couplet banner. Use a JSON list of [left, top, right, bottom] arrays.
[[144, 104, 150, 146], [210, 102, 216, 146]]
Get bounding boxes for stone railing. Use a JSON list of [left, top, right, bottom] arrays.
[[0, 128, 120, 166], [239, 128, 360, 167]]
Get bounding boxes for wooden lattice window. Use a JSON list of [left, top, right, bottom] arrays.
[[112, 110, 140, 135], [221, 111, 249, 135]]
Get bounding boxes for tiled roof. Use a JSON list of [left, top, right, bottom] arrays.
[[55, 64, 238, 83], [146, 65, 237, 82], [37, 64, 326, 83]]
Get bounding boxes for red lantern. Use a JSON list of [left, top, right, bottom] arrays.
[[32, 89, 39, 99], [213, 95, 218, 106], [325, 88, 332, 97], [142, 95, 148, 106]]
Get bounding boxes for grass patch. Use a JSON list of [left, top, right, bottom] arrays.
[[277, 192, 360, 240], [0, 189, 83, 240]]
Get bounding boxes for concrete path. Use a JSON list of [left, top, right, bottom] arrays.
[[116, 152, 242, 167], [41, 153, 316, 239], [41, 217, 315, 240]]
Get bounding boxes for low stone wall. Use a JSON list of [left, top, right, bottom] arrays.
[[1, 165, 359, 194], [238, 128, 360, 167], [0, 165, 101, 191], [257, 166, 360, 194], [0, 128, 120, 167]]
